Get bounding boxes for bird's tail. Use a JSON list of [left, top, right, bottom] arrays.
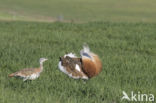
[[80, 44, 102, 77], [8, 73, 16, 77], [80, 44, 92, 59]]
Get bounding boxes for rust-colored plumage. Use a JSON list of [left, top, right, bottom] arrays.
[[82, 53, 102, 78], [58, 45, 102, 79]]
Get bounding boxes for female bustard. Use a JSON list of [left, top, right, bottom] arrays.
[[58, 44, 102, 80], [9, 58, 48, 81]]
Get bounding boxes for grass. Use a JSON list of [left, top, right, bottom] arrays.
[[0, 0, 156, 102], [0, 0, 156, 22], [0, 21, 155, 103]]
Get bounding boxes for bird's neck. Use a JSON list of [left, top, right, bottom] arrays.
[[40, 62, 43, 72]]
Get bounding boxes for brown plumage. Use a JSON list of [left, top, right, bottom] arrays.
[[81, 53, 102, 78], [8, 58, 48, 81], [60, 56, 88, 79], [8, 68, 41, 77], [58, 45, 102, 79]]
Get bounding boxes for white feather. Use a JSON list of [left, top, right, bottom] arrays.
[[64, 53, 77, 58], [80, 44, 90, 56], [22, 73, 40, 81], [75, 64, 81, 72], [82, 76, 88, 79], [58, 61, 88, 79], [80, 44, 94, 61], [58, 61, 79, 79]]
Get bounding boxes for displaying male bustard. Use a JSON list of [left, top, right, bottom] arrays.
[[58, 44, 102, 80], [9, 58, 48, 81]]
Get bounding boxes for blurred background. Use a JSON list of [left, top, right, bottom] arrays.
[[0, 0, 156, 23]]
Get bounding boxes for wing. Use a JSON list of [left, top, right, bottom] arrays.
[[64, 53, 77, 58], [14, 68, 38, 77], [58, 56, 88, 79]]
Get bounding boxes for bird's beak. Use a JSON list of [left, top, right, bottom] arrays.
[[45, 59, 48, 61]]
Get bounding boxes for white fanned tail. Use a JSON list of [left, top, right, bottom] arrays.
[[64, 52, 77, 58], [80, 44, 92, 59]]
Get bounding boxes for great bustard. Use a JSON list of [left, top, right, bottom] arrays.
[[9, 58, 48, 81], [58, 44, 102, 80]]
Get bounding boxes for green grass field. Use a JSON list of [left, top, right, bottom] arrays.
[[0, 21, 155, 103], [0, 0, 156, 103]]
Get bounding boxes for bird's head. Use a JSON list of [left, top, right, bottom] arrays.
[[39, 58, 48, 64]]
